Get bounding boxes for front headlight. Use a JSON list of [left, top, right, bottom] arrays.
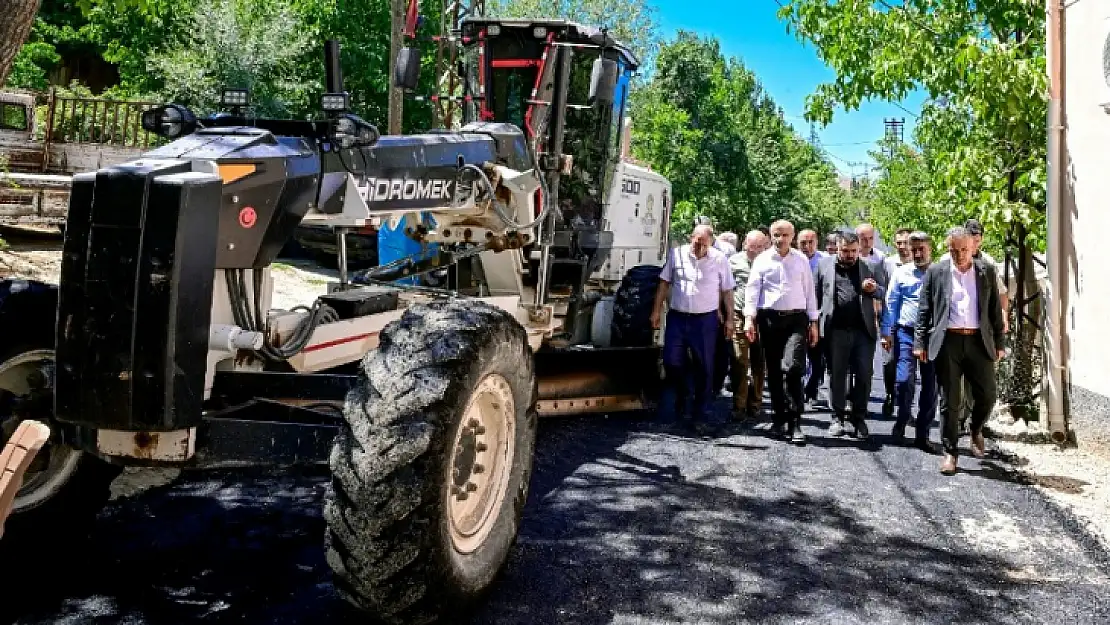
[[141, 104, 198, 139], [330, 113, 380, 149]]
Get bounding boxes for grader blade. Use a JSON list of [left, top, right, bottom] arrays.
[[533, 346, 660, 417]]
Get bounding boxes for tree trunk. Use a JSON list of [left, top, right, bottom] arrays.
[[0, 0, 43, 87], [387, 0, 405, 135]]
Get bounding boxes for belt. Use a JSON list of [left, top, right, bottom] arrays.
[[669, 309, 716, 317], [947, 327, 980, 335], [760, 308, 805, 316]]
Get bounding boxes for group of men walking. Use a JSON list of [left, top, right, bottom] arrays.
[[649, 217, 1009, 475]]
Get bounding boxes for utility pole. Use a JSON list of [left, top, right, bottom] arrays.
[[388, 0, 406, 134], [883, 117, 905, 159]]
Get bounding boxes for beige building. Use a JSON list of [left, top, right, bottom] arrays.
[[1058, 0, 1110, 443]]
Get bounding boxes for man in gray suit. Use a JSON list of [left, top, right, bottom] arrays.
[[914, 226, 1007, 475], [814, 230, 884, 439]]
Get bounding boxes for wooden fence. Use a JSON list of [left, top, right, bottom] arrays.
[[41, 89, 162, 149]]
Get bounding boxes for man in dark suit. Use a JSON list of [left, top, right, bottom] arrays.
[[914, 226, 1006, 475], [814, 230, 883, 439]]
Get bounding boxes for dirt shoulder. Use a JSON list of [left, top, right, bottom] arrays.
[[988, 407, 1110, 552]]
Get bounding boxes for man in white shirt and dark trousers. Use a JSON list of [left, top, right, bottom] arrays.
[[744, 220, 819, 444], [651, 225, 737, 433], [914, 226, 1006, 475]]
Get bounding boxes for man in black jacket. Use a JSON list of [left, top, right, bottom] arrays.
[[814, 231, 883, 439], [914, 226, 1006, 475]]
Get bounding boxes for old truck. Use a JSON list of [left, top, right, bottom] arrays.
[[0, 18, 671, 625], [0, 89, 156, 227]]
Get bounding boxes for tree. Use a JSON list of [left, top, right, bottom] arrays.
[[0, 0, 43, 86], [629, 32, 852, 236], [146, 0, 321, 118], [777, 0, 1046, 252]]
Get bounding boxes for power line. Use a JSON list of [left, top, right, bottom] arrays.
[[891, 101, 920, 119]]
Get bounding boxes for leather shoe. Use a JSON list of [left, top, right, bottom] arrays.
[[970, 432, 987, 459], [940, 454, 958, 475], [850, 415, 870, 439]]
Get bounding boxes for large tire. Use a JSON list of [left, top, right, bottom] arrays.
[[611, 264, 663, 347], [0, 344, 121, 569], [324, 299, 538, 624]]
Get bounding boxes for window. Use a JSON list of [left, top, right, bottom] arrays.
[[557, 51, 629, 226]]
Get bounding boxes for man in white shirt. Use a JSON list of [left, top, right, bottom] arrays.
[[715, 232, 738, 257], [937, 218, 1010, 432], [651, 225, 737, 431], [856, 223, 887, 266], [914, 226, 1006, 475], [743, 220, 820, 443]]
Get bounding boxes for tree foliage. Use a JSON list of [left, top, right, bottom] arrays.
[[629, 32, 852, 237], [778, 0, 1047, 256], [147, 0, 321, 117], [8, 0, 442, 130]]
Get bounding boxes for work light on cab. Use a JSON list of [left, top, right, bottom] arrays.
[[329, 113, 379, 149], [140, 103, 197, 139]]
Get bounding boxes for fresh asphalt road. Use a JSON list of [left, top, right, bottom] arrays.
[[6, 372, 1110, 625]]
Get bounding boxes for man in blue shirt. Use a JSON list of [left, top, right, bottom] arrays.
[[881, 230, 939, 453]]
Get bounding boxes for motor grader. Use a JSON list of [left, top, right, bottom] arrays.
[[0, 17, 671, 624]]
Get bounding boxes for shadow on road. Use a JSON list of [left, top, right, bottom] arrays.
[[475, 417, 1030, 625], [2, 414, 1034, 625]]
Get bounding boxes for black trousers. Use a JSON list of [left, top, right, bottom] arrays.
[[757, 310, 808, 424], [935, 331, 997, 457], [804, 338, 825, 401], [827, 327, 876, 418]]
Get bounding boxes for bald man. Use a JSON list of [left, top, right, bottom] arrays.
[[651, 225, 737, 432], [744, 220, 819, 443], [728, 230, 770, 420]]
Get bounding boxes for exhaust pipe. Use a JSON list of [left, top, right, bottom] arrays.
[[325, 40, 344, 94]]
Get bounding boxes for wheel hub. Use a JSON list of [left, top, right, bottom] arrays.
[[446, 373, 516, 555], [0, 350, 81, 513]]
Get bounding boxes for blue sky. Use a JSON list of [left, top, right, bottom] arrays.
[[651, 0, 926, 178]]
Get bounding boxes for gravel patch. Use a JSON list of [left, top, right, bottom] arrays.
[[993, 438, 1110, 552]]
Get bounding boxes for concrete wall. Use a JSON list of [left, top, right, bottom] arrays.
[[1063, 0, 1110, 444]]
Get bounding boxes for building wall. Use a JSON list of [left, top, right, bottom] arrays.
[[1063, 0, 1110, 441]]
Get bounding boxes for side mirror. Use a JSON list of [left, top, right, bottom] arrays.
[[588, 57, 618, 106], [394, 46, 422, 91]]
